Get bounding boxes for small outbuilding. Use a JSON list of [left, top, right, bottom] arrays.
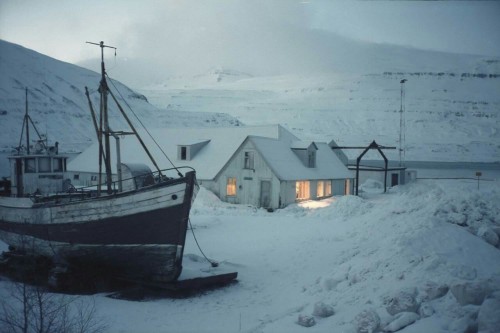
[[68, 125, 353, 209]]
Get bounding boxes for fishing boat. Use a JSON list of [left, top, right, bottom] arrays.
[[0, 41, 198, 285]]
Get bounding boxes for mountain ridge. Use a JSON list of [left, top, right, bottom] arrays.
[[0, 40, 240, 154]]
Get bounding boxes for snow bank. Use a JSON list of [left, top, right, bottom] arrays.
[[1, 178, 499, 333]]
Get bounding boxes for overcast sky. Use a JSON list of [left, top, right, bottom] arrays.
[[1, 0, 499, 78]]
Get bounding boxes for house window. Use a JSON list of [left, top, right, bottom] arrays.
[[345, 179, 351, 195], [296, 181, 310, 200], [308, 151, 316, 168], [180, 146, 187, 160], [226, 177, 237, 196], [25, 158, 36, 173], [317, 181, 324, 197], [325, 181, 332, 196], [244, 151, 254, 169], [317, 180, 332, 197]]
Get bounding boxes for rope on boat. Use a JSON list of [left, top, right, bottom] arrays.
[[188, 218, 218, 268], [106, 74, 184, 177]]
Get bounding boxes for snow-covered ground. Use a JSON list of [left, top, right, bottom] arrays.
[[1, 173, 499, 333]]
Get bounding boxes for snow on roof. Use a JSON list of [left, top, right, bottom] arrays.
[[68, 125, 282, 180], [250, 136, 352, 181], [69, 124, 352, 181], [177, 139, 211, 146], [290, 140, 317, 150]]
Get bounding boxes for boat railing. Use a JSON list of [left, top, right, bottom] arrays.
[[31, 166, 196, 204]]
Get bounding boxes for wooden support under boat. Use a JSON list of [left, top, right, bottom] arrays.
[[0, 250, 238, 296]]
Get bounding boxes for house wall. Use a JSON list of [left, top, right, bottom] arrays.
[[280, 181, 296, 207], [331, 179, 342, 195], [214, 140, 281, 209]]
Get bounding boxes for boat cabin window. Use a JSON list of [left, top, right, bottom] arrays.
[[25, 158, 36, 173], [53, 158, 64, 172], [38, 157, 51, 172]]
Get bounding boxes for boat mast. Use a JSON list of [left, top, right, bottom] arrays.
[[17, 88, 47, 155], [87, 41, 116, 194], [24, 88, 30, 154]]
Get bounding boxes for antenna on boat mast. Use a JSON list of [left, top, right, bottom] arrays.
[[86, 41, 116, 194]]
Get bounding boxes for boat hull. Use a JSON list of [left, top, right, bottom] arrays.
[[0, 171, 197, 283]]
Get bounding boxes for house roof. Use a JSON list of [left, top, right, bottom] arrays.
[[68, 124, 352, 181], [290, 141, 317, 150], [250, 136, 352, 181], [68, 125, 282, 180]]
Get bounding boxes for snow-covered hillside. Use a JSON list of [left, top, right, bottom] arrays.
[[73, 30, 500, 165], [140, 55, 500, 163], [0, 40, 239, 153], [1, 39, 498, 163]]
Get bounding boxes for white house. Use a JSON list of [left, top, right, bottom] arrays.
[[68, 125, 353, 209]]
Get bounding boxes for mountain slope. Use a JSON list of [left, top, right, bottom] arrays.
[[140, 50, 500, 163], [0, 40, 239, 153]]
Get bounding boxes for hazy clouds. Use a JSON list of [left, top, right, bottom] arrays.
[[1, 0, 499, 84]]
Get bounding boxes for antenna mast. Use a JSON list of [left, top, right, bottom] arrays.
[[399, 79, 407, 167], [86, 41, 117, 194]]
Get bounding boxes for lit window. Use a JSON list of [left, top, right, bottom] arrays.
[[244, 151, 254, 169], [226, 177, 237, 196], [345, 179, 351, 195], [296, 181, 310, 200], [325, 181, 332, 196], [317, 181, 324, 197]]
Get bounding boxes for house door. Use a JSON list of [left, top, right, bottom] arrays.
[[391, 173, 399, 187], [260, 181, 271, 208]]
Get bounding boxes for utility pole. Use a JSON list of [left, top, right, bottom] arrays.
[[399, 79, 407, 167]]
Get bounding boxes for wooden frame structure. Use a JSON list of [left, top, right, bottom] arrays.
[[330, 140, 397, 195]]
